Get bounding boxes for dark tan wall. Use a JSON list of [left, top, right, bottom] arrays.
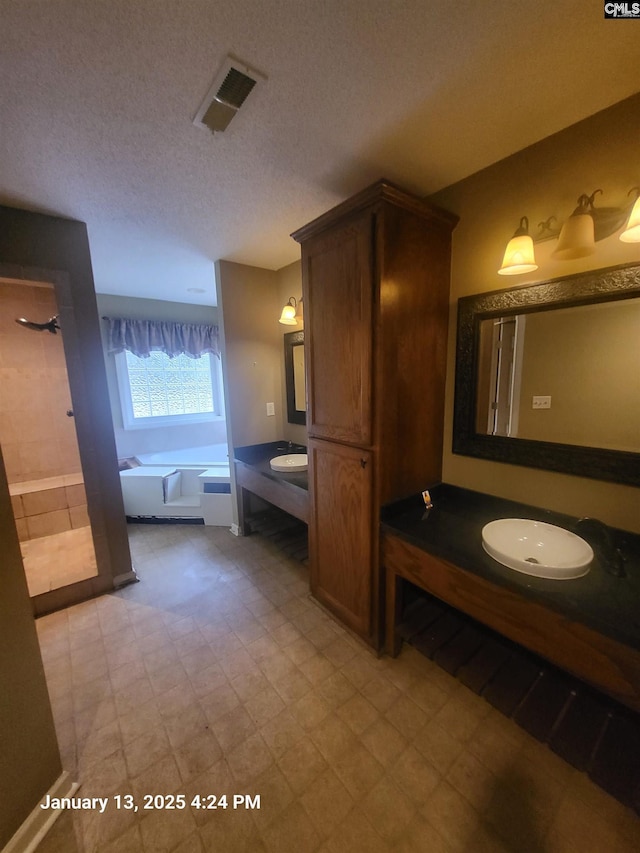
[[216, 258, 306, 447], [0, 449, 61, 847], [516, 301, 640, 451], [216, 260, 284, 449], [432, 93, 640, 532], [1, 279, 81, 484]]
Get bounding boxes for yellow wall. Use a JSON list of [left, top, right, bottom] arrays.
[[516, 301, 640, 451], [432, 92, 640, 532], [0, 280, 80, 484]]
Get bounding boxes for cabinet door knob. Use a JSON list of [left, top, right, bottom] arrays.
[[360, 458, 367, 468]]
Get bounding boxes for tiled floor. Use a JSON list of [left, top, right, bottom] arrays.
[[34, 522, 640, 853], [23, 526, 97, 596]]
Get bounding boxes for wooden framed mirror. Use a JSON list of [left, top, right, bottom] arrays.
[[284, 330, 306, 425], [453, 262, 640, 486]]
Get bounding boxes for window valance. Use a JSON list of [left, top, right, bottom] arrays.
[[104, 316, 220, 359]]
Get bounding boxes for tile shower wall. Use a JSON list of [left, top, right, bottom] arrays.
[[0, 280, 82, 483], [10, 478, 89, 542]]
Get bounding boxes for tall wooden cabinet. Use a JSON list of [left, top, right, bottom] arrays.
[[292, 181, 457, 647]]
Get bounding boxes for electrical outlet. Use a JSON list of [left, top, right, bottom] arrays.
[[532, 395, 551, 409], [266, 402, 275, 416]]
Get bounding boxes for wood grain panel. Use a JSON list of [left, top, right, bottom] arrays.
[[302, 213, 373, 446], [383, 531, 640, 712], [308, 439, 373, 638], [375, 202, 454, 504], [293, 180, 457, 647]]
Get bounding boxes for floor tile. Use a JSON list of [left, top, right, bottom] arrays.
[[27, 522, 640, 853]]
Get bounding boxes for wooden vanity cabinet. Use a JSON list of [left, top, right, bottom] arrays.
[[292, 180, 457, 647], [307, 440, 374, 638], [300, 209, 374, 446]]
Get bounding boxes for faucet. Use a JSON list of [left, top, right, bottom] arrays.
[[574, 517, 626, 578]]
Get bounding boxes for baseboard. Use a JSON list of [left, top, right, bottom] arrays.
[[230, 523, 242, 536], [112, 568, 138, 588], [2, 771, 79, 853]]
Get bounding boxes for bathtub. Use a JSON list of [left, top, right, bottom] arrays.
[[135, 443, 229, 468], [120, 443, 232, 526]]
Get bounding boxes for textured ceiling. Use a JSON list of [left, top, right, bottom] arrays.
[[1, 1, 638, 305]]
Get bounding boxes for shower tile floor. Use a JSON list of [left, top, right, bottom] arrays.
[[22, 526, 97, 596], [33, 522, 640, 853]]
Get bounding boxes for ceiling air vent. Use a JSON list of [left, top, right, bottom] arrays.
[[193, 56, 265, 134]]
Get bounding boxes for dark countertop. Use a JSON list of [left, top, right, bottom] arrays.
[[381, 483, 640, 651], [234, 441, 309, 491]]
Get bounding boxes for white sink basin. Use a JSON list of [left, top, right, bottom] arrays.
[[482, 518, 593, 580], [269, 453, 308, 472]]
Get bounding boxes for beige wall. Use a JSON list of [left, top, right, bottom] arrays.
[[216, 260, 285, 448], [432, 92, 640, 532], [0, 448, 62, 847], [516, 301, 640, 451], [0, 280, 81, 484], [216, 258, 306, 452]]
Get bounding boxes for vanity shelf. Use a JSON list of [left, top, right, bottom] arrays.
[[382, 484, 640, 712], [234, 442, 309, 533]]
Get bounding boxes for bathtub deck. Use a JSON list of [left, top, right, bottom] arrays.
[[134, 443, 229, 469], [9, 472, 84, 496], [118, 445, 232, 525]]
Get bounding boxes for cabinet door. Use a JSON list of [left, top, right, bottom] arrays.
[[308, 439, 374, 640], [302, 212, 373, 445]]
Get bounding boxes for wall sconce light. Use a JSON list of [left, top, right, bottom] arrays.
[[620, 189, 640, 242], [551, 191, 598, 260], [278, 296, 302, 325], [498, 217, 538, 276], [498, 187, 640, 275]]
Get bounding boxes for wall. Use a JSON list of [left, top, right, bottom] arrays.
[[216, 259, 305, 529], [0, 448, 62, 848], [0, 280, 80, 483], [0, 205, 133, 605], [431, 92, 640, 532], [516, 301, 640, 451], [96, 293, 226, 458], [216, 260, 286, 449], [216, 259, 306, 450]]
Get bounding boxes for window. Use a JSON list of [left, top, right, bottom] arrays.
[[115, 350, 224, 430]]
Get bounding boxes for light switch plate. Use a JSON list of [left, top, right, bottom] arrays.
[[532, 395, 551, 409]]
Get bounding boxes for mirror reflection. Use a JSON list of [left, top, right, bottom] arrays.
[[293, 344, 305, 412], [453, 262, 640, 485], [476, 298, 640, 452], [284, 330, 306, 425]]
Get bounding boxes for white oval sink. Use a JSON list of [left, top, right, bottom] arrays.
[[269, 453, 308, 472], [482, 518, 593, 580]]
